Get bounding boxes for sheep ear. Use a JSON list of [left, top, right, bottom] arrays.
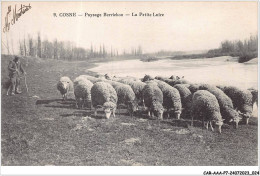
[[222, 119, 225, 121], [229, 119, 233, 122]]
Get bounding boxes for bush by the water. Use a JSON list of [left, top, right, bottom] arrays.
[[170, 34, 258, 63], [238, 51, 258, 63]]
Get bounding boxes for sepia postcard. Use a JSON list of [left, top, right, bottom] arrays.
[[1, 1, 259, 175]]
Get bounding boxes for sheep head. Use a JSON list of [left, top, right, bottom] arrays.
[[174, 109, 182, 119], [61, 81, 70, 91], [213, 118, 225, 134], [127, 100, 138, 116], [57, 81, 70, 95], [103, 102, 116, 119], [238, 110, 251, 125], [151, 100, 164, 120], [226, 108, 243, 129]]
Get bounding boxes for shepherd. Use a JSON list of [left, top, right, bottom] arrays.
[[7, 56, 26, 95]]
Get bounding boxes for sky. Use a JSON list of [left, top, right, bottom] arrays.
[[1, 1, 258, 54]]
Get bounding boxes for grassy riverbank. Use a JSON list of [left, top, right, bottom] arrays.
[[1, 54, 258, 166]]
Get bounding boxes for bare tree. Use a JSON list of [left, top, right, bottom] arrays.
[[28, 35, 34, 56], [103, 44, 106, 58], [99, 44, 102, 57], [11, 37, 14, 55], [5, 34, 10, 55], [37, 32, 42, 58], [19, 39, 24, 56], [23, 35, 27, 56], [53, 39, 58, 59]]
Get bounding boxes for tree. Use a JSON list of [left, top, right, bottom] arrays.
[[37, 32, 42, 58], [99, 44, 102, 57], [28, 35, 34, 56], [54, 39, 58, 59], [23, 35, 27, 56], [221, 40, 234, 53], [11, 38, 14, 55], [19, 39, 24, 56], [90, 43, 93, 58], [137, 45, 142, 55], [5, 34, 10, 55], [102, 44, 106, 58]]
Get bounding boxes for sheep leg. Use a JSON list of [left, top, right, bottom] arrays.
[[142, 99, 145, 108], [210, 121, 214, 131], [205, 122, 209, 130], [94, 108, 97, 116], [82, 99, 86, 109], [148, 111, 151, 117], [112, 108, 116, 118], [75, 101, 79, 109], [202, 116, 205, 130], [246, 118, 249, 125], [6, 85, 11, 95]]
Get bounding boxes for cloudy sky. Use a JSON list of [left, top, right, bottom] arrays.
[[1, 1, 258, 54]]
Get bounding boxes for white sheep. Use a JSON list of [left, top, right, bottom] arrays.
[[106, 80, 138, 116], [154, 80, 182, 119], [191, 90, 224, 133], [143, 83, 164, 119], [91, 82, 118, 119], [73, 76, 93, 109], [57, 76, 73, 101]]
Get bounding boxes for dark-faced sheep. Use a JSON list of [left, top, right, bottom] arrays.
[[142, 74, 154, 82], [164, 78, 190, 87], [155, 76, 168, 82], [191, 90, 224, 133], [143, 83, 164, 119], [91, 82, 118, 119], [187, 84, 200, 94], [57, 76, 73, 101]]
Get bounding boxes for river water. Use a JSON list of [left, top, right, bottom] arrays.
[[89, 56, 258, 89]]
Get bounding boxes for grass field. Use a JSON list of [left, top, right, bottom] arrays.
[[1, 54, 258, 166]]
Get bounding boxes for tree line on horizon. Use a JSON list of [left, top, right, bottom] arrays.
[[207, 34, 258, 62], [6, 32, 143, 60], [169, 34, 258, 63]]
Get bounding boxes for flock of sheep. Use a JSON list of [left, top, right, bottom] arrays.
[[57, 74, 258, 134]]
